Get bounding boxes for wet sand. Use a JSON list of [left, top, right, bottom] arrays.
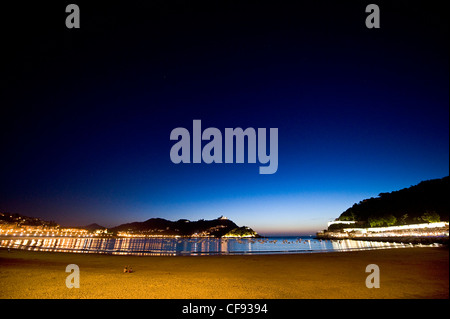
[[0, 247, 448, 299]]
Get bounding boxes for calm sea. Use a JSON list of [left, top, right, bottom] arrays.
[[0, 236, 420, 256]]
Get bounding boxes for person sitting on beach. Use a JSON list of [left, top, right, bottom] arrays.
[[128, 267, 133, 273], [123, 266, 128, 273]]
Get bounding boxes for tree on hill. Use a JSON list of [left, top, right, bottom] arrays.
[[224, 226, 258, 237], [368, 214, 397, 227], [420, 211, 440, 223]]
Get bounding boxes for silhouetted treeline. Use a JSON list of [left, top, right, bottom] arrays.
[[339, 176, 449, 226], [110, 217, 239, 237]]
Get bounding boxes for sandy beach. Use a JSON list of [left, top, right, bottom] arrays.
[[0, 247, 448, 299]]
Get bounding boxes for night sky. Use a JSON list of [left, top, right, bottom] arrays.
[[1, 1, 448, 235]]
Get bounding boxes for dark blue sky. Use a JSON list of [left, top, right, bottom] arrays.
[[1, 1, 448, 235]]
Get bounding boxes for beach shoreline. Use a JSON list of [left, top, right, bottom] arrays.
[[0, 246, 448, 299]]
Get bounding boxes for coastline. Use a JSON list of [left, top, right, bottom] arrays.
[[1, 246, 448, 299], [345, 236, 448, 245], [315, 235, 449, 246], [1, 235, 435, 256]]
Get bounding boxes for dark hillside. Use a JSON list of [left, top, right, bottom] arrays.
[[339, 177, 449, 226]]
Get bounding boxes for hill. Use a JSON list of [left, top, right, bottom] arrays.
[[77, 223, 107, 231], [110, 217, 239, 237], [0, 212, 58, 227], [1, 211, 253, 238], [223, 226, 260, 237], [338, 176, 449, 227]]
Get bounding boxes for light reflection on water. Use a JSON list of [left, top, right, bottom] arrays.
[[0, 236, 420, 256]]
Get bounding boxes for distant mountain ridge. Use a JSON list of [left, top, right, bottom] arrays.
[[1, 212, 254, 237], [78, 223, 107, 231], [110, 217, 240, 237], [338, 176, 449, 226]]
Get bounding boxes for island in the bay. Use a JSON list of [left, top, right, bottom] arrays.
[[0, 213, 260, 238]]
